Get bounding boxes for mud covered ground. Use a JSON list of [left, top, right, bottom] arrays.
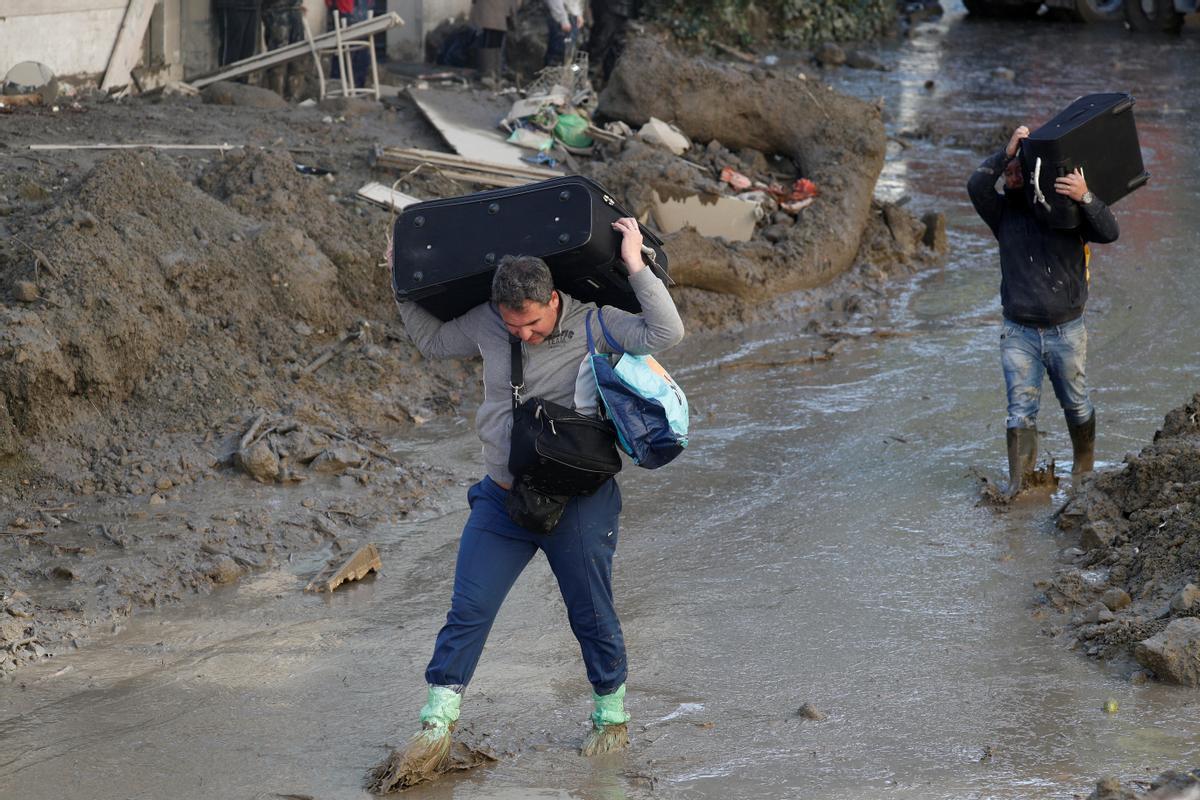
[[0, 44, 947, 677], [1039, 393, 1200, 687]]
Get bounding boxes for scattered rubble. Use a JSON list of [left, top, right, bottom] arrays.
[[1040, 393, 1200, 683]]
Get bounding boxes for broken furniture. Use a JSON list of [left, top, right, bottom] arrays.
[[187, 12, 403, 91], [302, 9, 382, 101]]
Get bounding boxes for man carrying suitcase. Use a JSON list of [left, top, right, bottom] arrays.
[[373, 217, 684, 791], [968, 125, 1119, 497]]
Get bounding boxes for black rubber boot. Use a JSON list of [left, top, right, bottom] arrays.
[[1068, 412, 1096, 476], [1006, 426, 1038, 498]]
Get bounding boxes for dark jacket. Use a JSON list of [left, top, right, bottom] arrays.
[[968, 150, 1119, 327]]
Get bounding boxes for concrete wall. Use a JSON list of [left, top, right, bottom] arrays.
[[0, 1, 129, 78]]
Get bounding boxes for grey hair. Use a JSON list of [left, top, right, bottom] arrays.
[[491, 255, 554, 309]]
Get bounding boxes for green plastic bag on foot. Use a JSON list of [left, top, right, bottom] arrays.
[[368, 686, 461, 793], [581, 684, 631, 756]]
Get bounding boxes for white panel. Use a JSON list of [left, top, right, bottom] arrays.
[[0, 9, 126, 77], [0, 0, 126, 17]]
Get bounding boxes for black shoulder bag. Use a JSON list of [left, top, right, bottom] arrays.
[[505, 337, 622, 534]]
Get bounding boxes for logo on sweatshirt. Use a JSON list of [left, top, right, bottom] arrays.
[[544, 329, 575, 346]]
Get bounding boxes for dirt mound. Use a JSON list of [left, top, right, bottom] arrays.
[[1042, 393, 1200, 682], [0, 149, 470, 476], [597, 37, 885, 300]]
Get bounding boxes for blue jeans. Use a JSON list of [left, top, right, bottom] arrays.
[[545, 17, 581, 66], [425, 477, 627, 694], [1000, 316, 1093, 430]]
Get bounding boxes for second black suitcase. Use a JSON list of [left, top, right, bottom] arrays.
[[392, 176, 670, 321], [1019, 92, 1150, 230]]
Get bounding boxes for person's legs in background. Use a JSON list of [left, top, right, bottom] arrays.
[[1001, 321, 1046, 496]]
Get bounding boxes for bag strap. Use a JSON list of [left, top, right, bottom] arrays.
[[509, 337, 524, 411], [585, 309, 597, 355], [595, 308, 624, 355]]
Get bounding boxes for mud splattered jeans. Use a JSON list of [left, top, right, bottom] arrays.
[[1000, 315, 1093, 429], [424, 476, 627, 695]]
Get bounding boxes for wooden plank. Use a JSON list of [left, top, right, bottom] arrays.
[[356, 182, 422, 211], [100, 0, 157, 92], [390, 146, 558, 176], [373, 160, 540, 188], [407, 87, 538, 172], [375, 147, 559, 179], [30, 143, 239, 151], [187, 13, 403, 89]]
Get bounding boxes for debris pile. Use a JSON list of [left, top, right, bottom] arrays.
[[232, 408, 400, 485], [1042, 393, 1200, 684]]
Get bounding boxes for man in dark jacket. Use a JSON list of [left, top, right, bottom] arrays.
[[968, 125, 1119, 496], [215, 0, 263, 67], [587, 0, 635, 81]]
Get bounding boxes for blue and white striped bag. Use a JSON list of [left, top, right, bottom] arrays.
[[585, 309, 688, 469]]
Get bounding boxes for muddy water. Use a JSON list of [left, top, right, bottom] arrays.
[[5, 9, 1200, 800]]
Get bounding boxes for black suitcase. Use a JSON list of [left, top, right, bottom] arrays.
[[391, 176, 670, 321], [1019, 92, 1149, 230]]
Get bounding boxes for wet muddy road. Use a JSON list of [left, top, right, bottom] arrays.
[[5, 8, 1200, 800]]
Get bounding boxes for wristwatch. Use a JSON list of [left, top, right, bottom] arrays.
[[1080, 191, 1094, 205]]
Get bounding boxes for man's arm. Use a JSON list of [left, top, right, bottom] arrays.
[[591, 218, 685, 355], [1054, 169, 1119, 244], [967, 150, 1009, 237], [545, 0, 569, 27], [389, 233, 482, 359], [968, 125, 1028, 237], [396, 301, 482, 360]]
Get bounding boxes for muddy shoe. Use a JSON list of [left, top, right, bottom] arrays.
[[1005, 426, 1038, 498], [368, 685, 461, 794], [581, 722, 630, 756], [369, 723, 455, 793], [581, 684, 631, 756], [1068, 412, 1096, 476]]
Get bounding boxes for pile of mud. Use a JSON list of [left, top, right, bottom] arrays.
[[1040, 393, 1200, 685], [0, 148, 473, 474]]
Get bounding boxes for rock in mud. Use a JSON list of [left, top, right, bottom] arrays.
[[205, 555, 245, 585], [202, 81, 289, 109], [814, 43, 847, 67], [239, 439, 280, 483], [1135, 618, 1200, 687], [1172, 584, 1200, 613], [1101, 588, 1132, 612], [920, 211, 947, 254], [309, 443, 366, 474], [13, 280, 38, 302], [797, 702, 828, 721]]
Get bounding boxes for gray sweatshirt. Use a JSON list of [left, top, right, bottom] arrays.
[[398, 268, 685, 486]]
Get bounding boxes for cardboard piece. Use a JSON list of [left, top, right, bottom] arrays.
[[305, 542, 383, 593], [356, 182, 422, 211], [650, 190, 760, 242], [638, 117, 690, 155], [408, 87, 535, 171]]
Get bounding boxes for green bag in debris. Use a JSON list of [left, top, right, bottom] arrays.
[[553, 113, 594, 149]]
